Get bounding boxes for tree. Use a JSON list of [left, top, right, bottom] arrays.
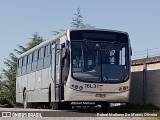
[[71, 7, 95, 28], [0, 33, 44, 107], [14, 32, 44, 55], [71, 7, 85, 28], [52, 29, 65, 36], [0, 8, 95, 107], [52, 7, 95, 35]]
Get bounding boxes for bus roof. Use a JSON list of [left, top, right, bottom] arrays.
[[69, 28, 128, 34], [17, 28, 128, 59]]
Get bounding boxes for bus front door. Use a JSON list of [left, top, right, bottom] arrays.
[[51, 42, 65, 103], [51, 43, 61, 102]]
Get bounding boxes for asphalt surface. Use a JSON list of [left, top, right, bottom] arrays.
[[0, 107, 154, 120]]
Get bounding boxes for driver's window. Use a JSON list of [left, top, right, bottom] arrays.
[[119, 47, 125, 65]]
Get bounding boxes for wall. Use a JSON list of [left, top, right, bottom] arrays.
[[131, 56, 160, 107]]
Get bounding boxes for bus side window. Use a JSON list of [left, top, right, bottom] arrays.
[[19, 58, 22, 67], [37, 47, 44, 70], [26, 55, 29, 64], [27, 53, 32, 73], [22, 56, 27, 75], [17, 58, 22, 76], [44, 44, 51, 68], [32, 50, 38, 71], [30, 53, 32, 64], [38, 49, 41, 59], [44, 46, 47, 57], [41, 47, 44, 58], [48, 44, 51, 55]]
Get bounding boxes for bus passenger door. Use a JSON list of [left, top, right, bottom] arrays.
[[51, 41, 67, 102], [51, 43, 60, 102], [55, 43, 61, 102], [60, 41, 70, 101]]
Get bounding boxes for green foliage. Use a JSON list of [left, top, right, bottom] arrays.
[[71, 7, 84, 28], [0, 33, 44, 107], [53, 7, 95, 35], [52, 29, 65, 36], [14, 32, 44, 55], [71, 7, 95, 28]]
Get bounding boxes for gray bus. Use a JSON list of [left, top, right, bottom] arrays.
[[16, 28, 131, 110]]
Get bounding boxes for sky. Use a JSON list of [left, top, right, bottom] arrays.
[[0, 0, 160, 70]]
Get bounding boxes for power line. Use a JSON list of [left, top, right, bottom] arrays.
[[132, 46, 160, 60]]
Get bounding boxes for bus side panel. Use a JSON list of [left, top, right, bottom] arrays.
[[17, 75, 27, 103], [16, 76, 23, 103], [34, 89, 41, 102], [51, 84, 55, 102], [16, 92, 23, 103], [34, 70, 42, 102], [27, 90, 35, 102], [48, 67, 52, 88], [28, 72, 35, 91], [27, 72, 36, 102], [49, 67, 56, 102], [16, 77, 22, 93], [40, 68, 50, 102], [40, 89, 49, 102], [22, 75, 28, 92], [41, 68, 49, 89]]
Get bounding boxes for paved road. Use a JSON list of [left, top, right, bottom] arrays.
[[0, 108, 154, 120]]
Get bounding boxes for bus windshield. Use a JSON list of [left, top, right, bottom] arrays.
[[70, 30, 129, 83]]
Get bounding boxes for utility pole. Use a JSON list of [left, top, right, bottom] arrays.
[[147, 48, 149, 58]]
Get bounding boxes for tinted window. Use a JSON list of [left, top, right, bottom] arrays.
[[33, 50, 38, 61], [45, 44, 51, 57], [38, 49, 41, 59], [70, 30, 128, 43], [71, 32, 129, 83], [27, 53, 32, 64], [22, 56, 27, 66], [41, 47, 44, 58], [18, 58, 22, 67]]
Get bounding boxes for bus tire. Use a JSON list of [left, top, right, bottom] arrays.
[[23, 90, 31, 108]]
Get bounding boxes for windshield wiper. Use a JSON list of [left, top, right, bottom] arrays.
[[83, 39, 94, 56]]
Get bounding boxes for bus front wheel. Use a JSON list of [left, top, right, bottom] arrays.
[[23, 90, 31, 108]]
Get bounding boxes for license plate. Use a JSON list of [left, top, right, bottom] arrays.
[[95, 94, 106, 98]]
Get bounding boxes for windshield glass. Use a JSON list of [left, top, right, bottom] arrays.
[[71, 40, 128, 83]]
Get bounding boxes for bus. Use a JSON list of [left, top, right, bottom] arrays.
[[16, 28, 131, 110]]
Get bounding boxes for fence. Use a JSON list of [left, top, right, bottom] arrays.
[[132, 47, 160, 60]]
